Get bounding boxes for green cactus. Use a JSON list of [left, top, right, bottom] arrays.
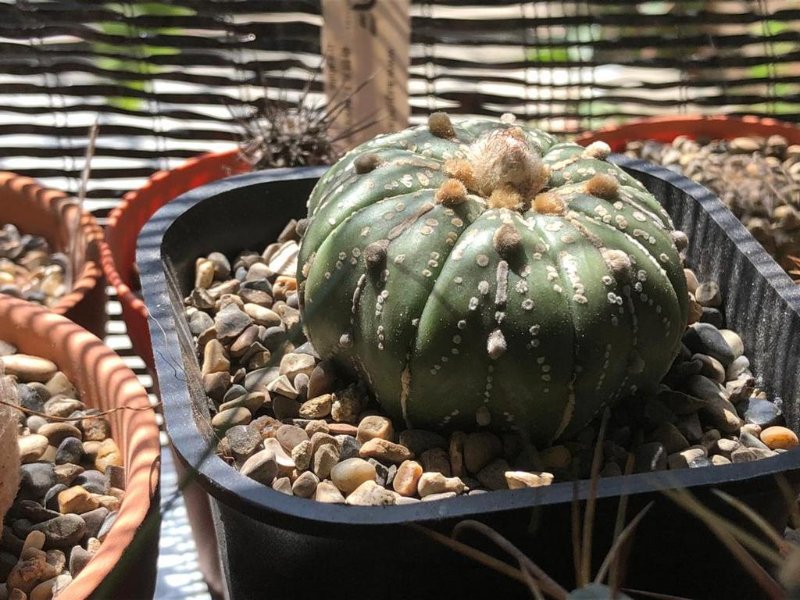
[[298, 113, 689, 445]]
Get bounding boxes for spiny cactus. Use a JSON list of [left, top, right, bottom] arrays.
[[298, 113, 689, 445]]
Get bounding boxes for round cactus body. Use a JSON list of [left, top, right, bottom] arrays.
[[298, 114, 689, 445]]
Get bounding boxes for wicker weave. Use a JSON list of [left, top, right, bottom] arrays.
[[0, 0, 798, 217]]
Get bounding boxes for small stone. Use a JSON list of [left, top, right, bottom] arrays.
[[330, 386, 362, 424], [675, 413, 703, 443], [211, 407, 251, 435], [368, 458, 392, 487], [331, 458, 377, 494], [710, 455, 731, 466], [420, 447, 452, 476], [68, 546, 92, 577], [276, 425, 308, 453], [393, 460, 423, 497], [336, 435, 361, 461], [417, 472, 466, 497], [202, 339, 229, 376], [304, 420, 329, 437], [291, 440, 313, 471], [760, 426, 799, 450], [327, 423, 359, 437], [22, 530, 46, 552], [667, 447, 706, 470], [54, 437, 83, 466], [476, 458, 511, 491], [44, 372, 76, 399], [731, 447, 777, 463], [718, 329, 744, 360], [464, 432, 503, 474], [634, 442, 667, 473], [43, 398, 84, 419], [80, 416, 112, 442], [0, 354, 58, 382], [80, 507, 109, 539], [19, 464, 56, 501], [272, 395, 300, 420], [739, 429, 769, 450], [314, 481, 345, 503], [310, 432, 340, 454], [688, 375, 742, 434], [271, 477, 293, 495], [683, 323, 735, 366], [291, 471, 319, 498], [36, 423, 81, 447], [726, 355, 750, 381], [601, 462, 623, 477], [96, 512, 118, 540], [359, 438, 413, 464], [693, 353, 726, 384], [356, 416, 394, 444], [226, 425, 263, 463], [647, 422, 690, 454], [398, 430, 447, 457], [214, 304, 253, 342], [694, 282, 721, 307], [188, 311, 214, 336], [307, 361, 336, 399], [505, 471, 554, 489], [243, 304, 282, 328], [203, 371, 229, 401], [94, 439, 123, 473], [345, 480, 396, 506], [266, 375, 298, 400], [448, 431, 466, 477], [657, 388, 706, 415], [6, 547, 56, 595], [57, 486, 100, 515], [195, 258, 215, 289], [73, 470, 106, 495], [298, 394, 332, 419], [33, 514, 86, 549], [312, 444, 340, 480], [19, 434, 49, 464], [239, 448, 278, 485], [539, 445, 572, 470], [741, 423, 762, 437], [279, 353, 316, 380], [700, 307, 724, 329], [263, 438, 296, 473]]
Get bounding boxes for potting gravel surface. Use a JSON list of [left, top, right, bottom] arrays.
[[0, 349, 124, 599], [623, 135, 800, 274], [183, 219, 799, 506], [0, 225, 69, 308]]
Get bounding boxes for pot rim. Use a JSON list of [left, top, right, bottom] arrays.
[[0, 295, 160, 599], [576, 114, 800, 149], [138, 163, 800, 528], [0, 172, 104, 319]]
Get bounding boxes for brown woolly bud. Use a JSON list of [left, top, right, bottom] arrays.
[[444, 159, 476, 191], [435, 178, 468, 206], [585, 173, 619, 200], [492, 224, 522, 258], [670, 230, 689, 251], [469, 131, 549, 199], [533, 191, 566, 215], [582, 141, 611, 160], [488, 186, 522, 210], [354, 153, 381, 174], [364, 239, 390, 271], [428, 112, 456, 139], [506, 127, 527, 142], [487, 329, 507, 360], [601, 248, 632, 278]]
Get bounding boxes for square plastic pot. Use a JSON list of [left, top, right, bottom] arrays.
[[138, 161, 800, 600]]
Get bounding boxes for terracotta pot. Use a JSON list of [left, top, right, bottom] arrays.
[[0, 295, 160, 599], [0, 173, 107, 338], [576, 114, 800, 151], [101, 149, 250, 370]]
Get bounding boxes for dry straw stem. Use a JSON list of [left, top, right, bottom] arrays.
[[662, 487, 786, 599]]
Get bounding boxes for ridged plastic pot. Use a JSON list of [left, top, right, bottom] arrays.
[[576, 114, 800, 151], [0, 172, 106, 338], [138, 162, 800, 600], [0, 295, 160, 600], [101, 149, 249, 370]]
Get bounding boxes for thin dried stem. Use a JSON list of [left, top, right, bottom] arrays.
[[452, 520, 569, 600], [0, 398, 159, 422], [621, 588, 695, 600], [711, 489, 790, 554], [579, 408, 611, 586], [609, 452, 636, 593], [594, 501, 654, 584], [571, 479, 582, 586]]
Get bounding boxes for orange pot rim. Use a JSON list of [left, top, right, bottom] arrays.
[[0, 172, 104, 319], [101, 148, 245, 321], [576, 114, 800, 147], [0, 296, 159, 600]]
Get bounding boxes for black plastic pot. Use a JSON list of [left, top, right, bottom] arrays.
[[138, 161, 800, 600]]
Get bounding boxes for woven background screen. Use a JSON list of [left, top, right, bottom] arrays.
[[0, 0, 798, 218]]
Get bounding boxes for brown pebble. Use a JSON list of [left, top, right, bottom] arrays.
[[420, 447, 451, 476], [37, 423, 81, 446], [298, 394, 332, 419], [291, 471, 319, 498], [57, 486, 100, 515], [330, 458, 377, 495], [345, 480, 396, 506], [505, 471, 554, 489], [356, 415, 394, 444], [359, 438, 413, 464], [463, 432, 502, 474], [760, 426, 799, 450], [314, 481, 346, 504], [417, 472, 466, 497], [392, 460, 423, 497], [1, 354, 58, 383], [94, 439, 123, 473]]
